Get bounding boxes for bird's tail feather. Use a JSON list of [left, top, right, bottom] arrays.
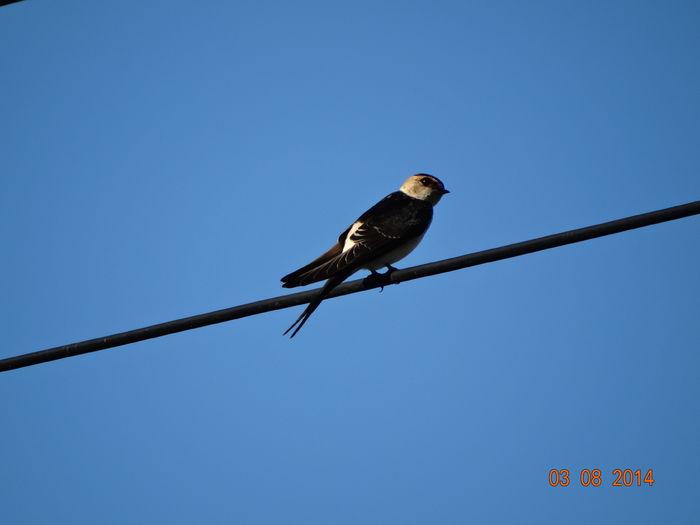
[[283, 298, 322, 338], [283, 273, 349, 338]]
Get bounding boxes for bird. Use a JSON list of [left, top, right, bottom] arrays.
[[281, 173, 449, 337]]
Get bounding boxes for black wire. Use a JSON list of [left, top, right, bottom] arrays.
[[1, 200, 698, 372], [0, 1, 29, 8]]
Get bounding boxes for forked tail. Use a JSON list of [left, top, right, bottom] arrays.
[[283, 273, 349, 338]]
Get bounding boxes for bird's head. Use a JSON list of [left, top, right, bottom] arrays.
[[400, 174, 450, 205]]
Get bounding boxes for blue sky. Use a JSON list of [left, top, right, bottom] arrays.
[[1, 1, 699, 523]]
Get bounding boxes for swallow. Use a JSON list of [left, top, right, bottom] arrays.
[[281, 174, 449, 337]]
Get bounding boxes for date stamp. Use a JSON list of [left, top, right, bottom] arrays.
[[548, 469, 655, 487]]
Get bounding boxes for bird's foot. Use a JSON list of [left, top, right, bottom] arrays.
[[384, 265, 399, 286], [365, 269, 388, 292], [364, 266, 400, 292]]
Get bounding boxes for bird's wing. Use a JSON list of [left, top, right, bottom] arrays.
[[281, 193, 432, 287], [280, 242, 342, 287], [281, 224, 353, 287]]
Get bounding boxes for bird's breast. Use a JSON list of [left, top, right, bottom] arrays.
[[362, 232, 426, 271]]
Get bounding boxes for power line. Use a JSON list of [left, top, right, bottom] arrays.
[[1, 200, 698, 372], [0, 1, 29, 8]]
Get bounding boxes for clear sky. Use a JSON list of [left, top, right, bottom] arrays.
[[1, 1, 699, 523]]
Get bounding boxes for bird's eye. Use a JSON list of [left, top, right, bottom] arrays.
[[420, 178, 430, 186]]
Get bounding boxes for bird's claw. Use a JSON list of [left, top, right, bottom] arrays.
[[367, 266, 400, 292], [364, 270, 385, 292]]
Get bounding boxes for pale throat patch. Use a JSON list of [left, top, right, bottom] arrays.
[[400, 183, 430, 200]]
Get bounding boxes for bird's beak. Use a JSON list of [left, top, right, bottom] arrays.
[[441, 189, 450, 194]]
